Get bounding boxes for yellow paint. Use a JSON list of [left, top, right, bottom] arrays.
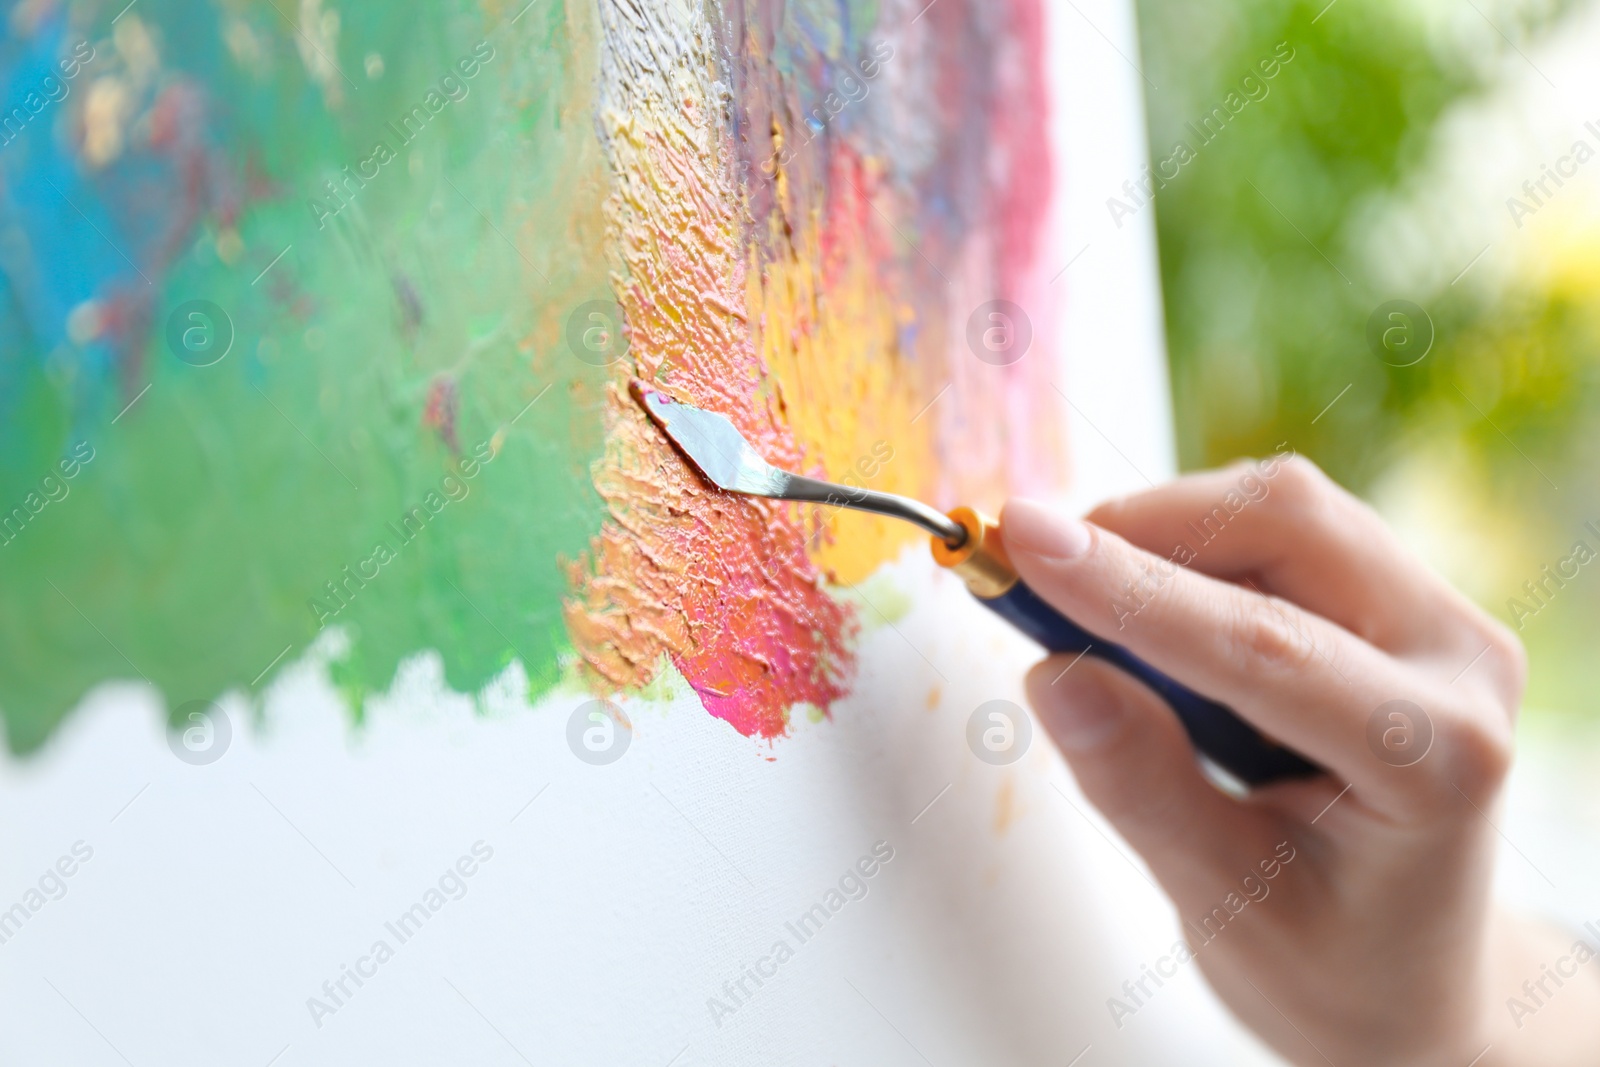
[[752, 192, 939, 585], [566, 0, 855, 740]]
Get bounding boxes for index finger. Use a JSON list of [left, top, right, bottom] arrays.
[[999, 497, 1432, 804], [1086, 455, 1463, 657]]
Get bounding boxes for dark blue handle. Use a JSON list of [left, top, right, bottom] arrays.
[[980, 579, 1319, 785]]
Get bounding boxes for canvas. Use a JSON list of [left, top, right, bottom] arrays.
[[0, 0, 1282, 1063]]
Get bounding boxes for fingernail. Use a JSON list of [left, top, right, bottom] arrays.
[[1003, 498, 1092, 560], [1041, 684, 1124, 751]]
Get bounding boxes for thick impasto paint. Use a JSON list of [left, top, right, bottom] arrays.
[[0, 0, 1055, 752]]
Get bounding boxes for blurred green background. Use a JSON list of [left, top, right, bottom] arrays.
[[1135, 0, 1600, 724]]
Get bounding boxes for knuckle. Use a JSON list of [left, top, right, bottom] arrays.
[[1442, 709, 1515, 801], [1480, 622, 1529, 707], [1270, 455, 1328, 502], [1226, 595, 1318, 675], [1258, 456, 1324, 521]]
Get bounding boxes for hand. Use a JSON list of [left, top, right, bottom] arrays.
[[1001, 456, 1600, 1066]]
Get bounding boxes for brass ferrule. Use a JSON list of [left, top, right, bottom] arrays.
[[930, 506, 1019, 600]]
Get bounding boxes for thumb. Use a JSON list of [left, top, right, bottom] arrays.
[[1026, 654, 1272, 892]]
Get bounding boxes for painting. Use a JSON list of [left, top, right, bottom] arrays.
[[1, 0, 1057, 748], [0, 1, 1283, 1064]]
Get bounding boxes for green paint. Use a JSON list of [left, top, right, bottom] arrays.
[[840, 571, 915, 626], [0, 1, 613, 751]]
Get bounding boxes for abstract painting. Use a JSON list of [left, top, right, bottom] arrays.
[[0, 0, 1057, 751]]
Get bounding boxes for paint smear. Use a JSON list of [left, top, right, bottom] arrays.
[[0, 3, 613, 750], [566, 0, 1058, 739], [563, 2, 856, 739], [0, 0, 1057, 751]]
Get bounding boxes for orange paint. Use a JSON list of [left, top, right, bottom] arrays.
[[563, 4, 854, 738], [566, 0, 1058, 740]]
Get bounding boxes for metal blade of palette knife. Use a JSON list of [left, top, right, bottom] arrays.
[[630, 381, 792, 498]]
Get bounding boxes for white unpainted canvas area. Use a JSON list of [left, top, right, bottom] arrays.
[[0, 2, 1294, 1063]]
